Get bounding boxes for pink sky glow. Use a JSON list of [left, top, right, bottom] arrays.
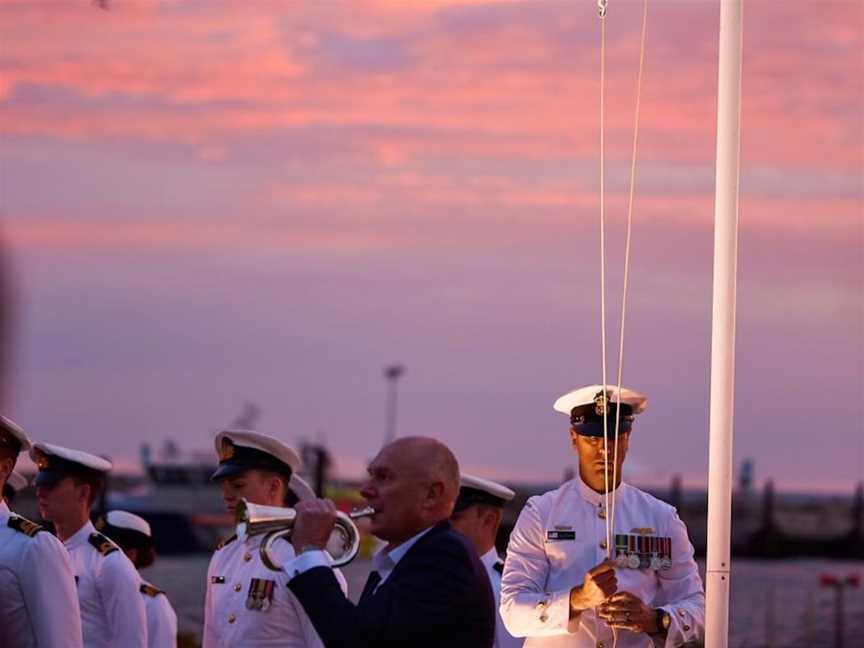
[[0, 0, 861, 493]]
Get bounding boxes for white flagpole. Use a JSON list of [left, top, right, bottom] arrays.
[[706, 1, 743, 647]]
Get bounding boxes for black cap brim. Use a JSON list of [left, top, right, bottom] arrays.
[[573, 420, 633, 438], [34, 470, 64, 488], [210, 462, 252, 482]]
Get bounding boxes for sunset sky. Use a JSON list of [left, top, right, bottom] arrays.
[[1, 0, 861, 492]]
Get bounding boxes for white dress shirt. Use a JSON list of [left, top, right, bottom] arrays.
[[479, 547, 525, 648], [288, 525, 434, 590], [64, 520, 148, 648], [140, 579, 178, 648], [501, 479, 704, 648], [204, 532, 347, 648], [0, 501, 83, 648]]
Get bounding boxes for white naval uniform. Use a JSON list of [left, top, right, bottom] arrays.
[[203, 533, 348, 648], [0, 501, 83, 648], [501, 479, 704, 648], [140, 580, 178, 648], [480, 547, 525, 648], [63, 520, 148, 648]]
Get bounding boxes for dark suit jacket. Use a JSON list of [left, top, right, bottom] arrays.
[[288, 520, 495, 648]]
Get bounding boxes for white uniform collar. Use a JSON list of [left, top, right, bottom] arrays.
[[479, 546, 501, 572], [577, 476, 629, 507], [63, 519, 96, 548]]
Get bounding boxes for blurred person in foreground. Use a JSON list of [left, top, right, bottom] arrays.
[[287, 436, 496, 648], [99, 510, 178, 648], [3, 468, 28, 506], [204, 430, 345, 648], [500, 385, 705, 647], [451, 473, 524, 648], [33, 442, 147, 648], [0, 416, 83, 648]]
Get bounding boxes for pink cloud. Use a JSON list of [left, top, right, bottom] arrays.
[[0, 0, 857, 175]]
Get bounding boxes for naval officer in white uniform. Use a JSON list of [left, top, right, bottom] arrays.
[[0, 416, 83, 648], [203, 430, 346, 648], [32, 442, 147, 648], [99, 510, 178, 648], [500, 385, 705, 648], [451, 473, 524, 648]]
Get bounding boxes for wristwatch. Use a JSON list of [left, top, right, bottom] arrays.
[[655, 608, 671, 636]]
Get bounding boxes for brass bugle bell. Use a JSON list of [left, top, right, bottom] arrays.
[[235, 498, 375, 570]]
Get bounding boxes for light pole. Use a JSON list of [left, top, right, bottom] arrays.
[[383, 365, 405, 446]]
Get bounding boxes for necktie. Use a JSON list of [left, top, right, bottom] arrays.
[[359, 570, 382, 603]]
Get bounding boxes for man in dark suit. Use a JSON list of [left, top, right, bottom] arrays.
[[286, 436, 495, 648]]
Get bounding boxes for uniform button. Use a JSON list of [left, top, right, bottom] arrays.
[[539, 613, 548, 623], [234, 584, 242, 592], [597, 642, 604, 648], [243, 553, 252, 562], [683, 625, 691, 632], [598, 509, 606, 519], [599, 539, 607, 550], [228, 614, 236, 624]]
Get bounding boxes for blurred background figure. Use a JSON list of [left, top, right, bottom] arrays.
[[3, 469, 28, 507], [451, 473, 523, 648], [99, 510, 178, 648]]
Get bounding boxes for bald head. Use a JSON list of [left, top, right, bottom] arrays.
[[387, 436, 460, 509], [361, 436, 461, 545]]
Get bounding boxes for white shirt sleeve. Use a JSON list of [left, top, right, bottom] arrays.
[[146, 593, 178, 648], [99, 552, 148, 648], [22, 533, 83, 648], [500, 499, 578, 637], [655, 513, 705, 648], [286, 549, 332, 579]]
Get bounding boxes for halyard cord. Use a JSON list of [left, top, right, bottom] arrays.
[[594, 1, 650, 646]]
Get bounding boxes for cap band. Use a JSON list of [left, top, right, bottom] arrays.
[[96, 521, 152, 552], [32, 449, 106, 487], [453, 487, 507, 513], [211, 441, 294, 482], [572, 418, 633, 438]]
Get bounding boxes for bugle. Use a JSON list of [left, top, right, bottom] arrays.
[[235, 498, 375, 570]]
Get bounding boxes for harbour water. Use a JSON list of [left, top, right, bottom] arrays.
[[142, 556, 864, 648]]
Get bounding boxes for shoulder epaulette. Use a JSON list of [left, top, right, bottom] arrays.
[[140, 583, 165, 597], [215, 534, 237, 551], [493, 561, 504, 574], [88, 532, 119, 556], [7, 515, 44, 538]]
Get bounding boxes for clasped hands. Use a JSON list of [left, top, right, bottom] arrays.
[[570, 560, 658, 635]]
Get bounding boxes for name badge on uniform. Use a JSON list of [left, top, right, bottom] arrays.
[[546, 526, 576, 541], [246, 578, 275, 611], [614, 532, 672, 570]]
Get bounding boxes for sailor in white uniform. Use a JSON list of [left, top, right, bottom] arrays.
[[0, 416, 83, 648], [99, 510, 178, 648], [3, 468, 28, 506], [31, 442, 147, 648], [450, 473, 524, 648], [203, 430, 347, 648], [500, 385, 705, 648]]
